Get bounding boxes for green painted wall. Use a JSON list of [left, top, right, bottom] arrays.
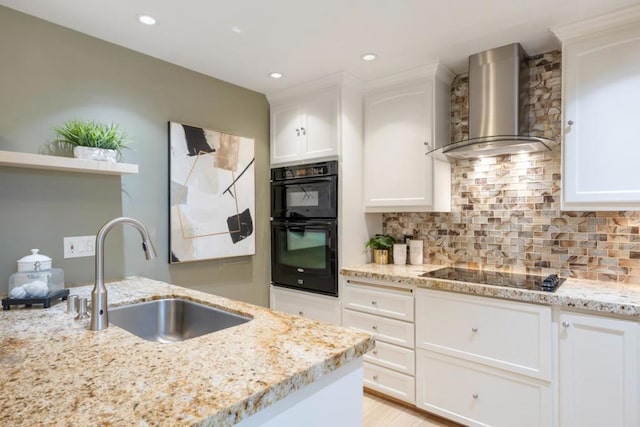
[[0, 6, 271, 306]]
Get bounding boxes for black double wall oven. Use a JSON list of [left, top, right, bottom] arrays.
[[270, 161, 338, 297]]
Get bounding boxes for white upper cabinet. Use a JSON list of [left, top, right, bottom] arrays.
[[553, 6, 640, 210], [269, 86, 339, 166], [363, 64, 453, 212]]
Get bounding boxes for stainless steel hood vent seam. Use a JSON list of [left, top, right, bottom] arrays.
[[433, 43, 556, 159]]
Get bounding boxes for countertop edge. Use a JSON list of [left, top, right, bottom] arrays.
[[340, 265, 640, 319]]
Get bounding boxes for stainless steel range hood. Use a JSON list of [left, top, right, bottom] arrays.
[[441, 43, 554, 159]]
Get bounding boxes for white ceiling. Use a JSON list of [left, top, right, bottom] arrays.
[[1, 0, 639, 95]]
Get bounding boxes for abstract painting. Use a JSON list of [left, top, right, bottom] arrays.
[[169, 122, 255, 263]]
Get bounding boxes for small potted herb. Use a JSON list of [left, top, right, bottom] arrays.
[[54, 119, 129, 163], [365, 234, 396, 264]]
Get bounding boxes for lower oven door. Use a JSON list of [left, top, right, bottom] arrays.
[[271, 220, 338, 296]]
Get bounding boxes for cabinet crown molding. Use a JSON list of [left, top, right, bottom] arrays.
[[552, 4, 640, 42], [363, 62, 454, 94], [266, 72, 362, 105]]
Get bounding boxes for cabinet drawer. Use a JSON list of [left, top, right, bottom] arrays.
[[343, 309, 414, 348], [416, 289, 551, 379], [364, 362, 415, 404], [416, 350, 551, 427], [270, 286, 340, 324], [364, 341, 415, 375], [343, 280, 414, 321]]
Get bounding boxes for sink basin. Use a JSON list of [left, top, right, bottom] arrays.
[[109, 298, 251, 342]]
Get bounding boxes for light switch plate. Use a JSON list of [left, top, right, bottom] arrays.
[[63, 235, 96, 258]]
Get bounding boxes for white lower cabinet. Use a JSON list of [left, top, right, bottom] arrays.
[[558, 310, 639, 427], [364, 361, 415, 403], [269, 285, 340, 325], [416, 288, 551, 380], [416, 350, 551, 427], [342, 278, 416, 404], [415, 289, 552, 426]]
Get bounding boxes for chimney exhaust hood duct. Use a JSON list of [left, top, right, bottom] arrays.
[[439, 43, 554, 159]]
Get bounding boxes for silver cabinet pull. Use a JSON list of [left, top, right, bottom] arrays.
[[472, 327, 478, 333], [371, 300, 377, 305], [300, 127, 306, 135], [567, 120, 574, 126], [372, 325, 378, 330], [373, 375, 378, 381], [372, 350, 378, 355], [562, 321, 570, 328], [298, 311, 304, 316], [473, 393, 479, 399], [295, 128, 300, 136]]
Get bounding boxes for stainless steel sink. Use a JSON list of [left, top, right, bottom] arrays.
[[109, 298, 251, 342]]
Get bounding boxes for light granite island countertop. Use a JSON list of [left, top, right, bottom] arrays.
[[341, 263, 640, 319], [0, 277, 374, 426]]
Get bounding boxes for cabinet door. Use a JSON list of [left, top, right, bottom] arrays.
[[558, 311, 639, 427], [364, 361, 416, 404], [416, 289, 551, 380], [270, 286, 341, 324], [563, 26, 640, 209], [302, 88, 339, 160], [364, 82, 433, 210], [271, 101, 303, 165], [416, 349, 551, 427]]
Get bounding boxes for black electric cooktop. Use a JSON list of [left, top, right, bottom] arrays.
[[420, 267, 565, 292]]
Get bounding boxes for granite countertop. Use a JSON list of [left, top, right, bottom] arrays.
[[0, 277, 374, 426], [341, 264, 640, 319]]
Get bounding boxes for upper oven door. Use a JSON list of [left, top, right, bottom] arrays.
[[271, 176, 337, 219]]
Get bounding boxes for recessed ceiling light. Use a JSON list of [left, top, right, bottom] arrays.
[[361, 53, 377, 61], [231, 26, 242, 34], [269, 72, 283, 79], [138, 15, 156, 26]]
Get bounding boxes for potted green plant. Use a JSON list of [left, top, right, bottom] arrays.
[[365, 234, 396, 264], [54, 119, 129, 163]]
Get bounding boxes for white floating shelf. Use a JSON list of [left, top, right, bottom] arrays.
[[0, 150, 138, 175]]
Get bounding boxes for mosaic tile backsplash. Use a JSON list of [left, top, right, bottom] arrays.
[[383, 50, 640, 284]]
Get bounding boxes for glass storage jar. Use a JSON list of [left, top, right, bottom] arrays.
[[8, 268, 64, 299]]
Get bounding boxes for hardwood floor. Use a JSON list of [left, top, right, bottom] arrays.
[[363, 392, 460, 427]]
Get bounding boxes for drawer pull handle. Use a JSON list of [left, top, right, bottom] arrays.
[[562, 321, 570, 328], [472, 393, 479, 399], [472, 327, 478, 333], [373, 375, 378, 381], [371, 300, 377, 305], [372, 325, 378, 330], [373, 350, 378, 355], [298, 311, 304, 316]]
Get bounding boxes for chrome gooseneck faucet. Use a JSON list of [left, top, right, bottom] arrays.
[[90, 217, 157, 331]]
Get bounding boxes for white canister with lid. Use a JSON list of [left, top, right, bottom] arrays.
[[17, 249, 52, 272], [393, 244, 407, 265], [409, 239, 424, 265]]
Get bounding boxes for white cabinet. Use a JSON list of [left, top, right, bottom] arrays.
[[270, 285, 340, 325], [363, 63, 453, 212], [270, 87, 339, 165], [416, 350, 551, 427], [342, 278, 416, 403], [553, 7, 640, 210], [415, 289, 552, 426], [416, 289, 551, 380], [558, 310, 639, 427]]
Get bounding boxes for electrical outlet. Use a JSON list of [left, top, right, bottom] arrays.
[[63, 235, 96, 258]]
